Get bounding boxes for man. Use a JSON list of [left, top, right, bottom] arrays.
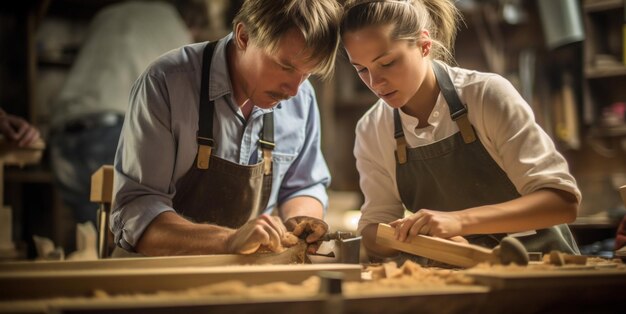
[[49, 1, 204, 227], [111, 0, 341, 256]]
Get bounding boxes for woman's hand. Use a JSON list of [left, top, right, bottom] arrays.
[[389, 209, 464, 242]]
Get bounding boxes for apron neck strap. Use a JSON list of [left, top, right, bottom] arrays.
[[431, 61, 476, 144], [260, 113, 275, 175], [196, 41, 219, 169], [196, 40, 275, 173]]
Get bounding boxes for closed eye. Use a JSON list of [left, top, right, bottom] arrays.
[[381, 60, 395, 67], [275, 60, 294, 72]]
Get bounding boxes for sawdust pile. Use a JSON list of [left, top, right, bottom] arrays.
[[86, 260, 475, 301], [469, 254, 624, 272]]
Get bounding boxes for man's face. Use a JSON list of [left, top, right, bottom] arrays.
[[239, 28, 316, 109]]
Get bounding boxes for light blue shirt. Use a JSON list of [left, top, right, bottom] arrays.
[[111, 34, 331, 250]]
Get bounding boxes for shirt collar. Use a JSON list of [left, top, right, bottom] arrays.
[[208, 33, 234, 102]]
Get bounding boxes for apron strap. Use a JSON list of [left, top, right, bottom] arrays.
[[393, 109, 408, 164], [260, 112, 275, 175], [197, 41, 219, 169], [431, 61, 476, 144]]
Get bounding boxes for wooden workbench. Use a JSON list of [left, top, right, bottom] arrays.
[[1, 255, 625, 314]]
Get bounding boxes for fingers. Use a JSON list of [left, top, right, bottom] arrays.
[[306, 221, 327, 243], [396, 217, 417, 242], [408, 221, 429, 237], [1, 115, 39, 147], [0, 122, 17, 140], [283, 216, 300, 231], [256, 215, 284, 253], [286, 217, 328, 243], [291, 221, 306, 237], [306, 242, 320, 254], [260, 214, 286, 239], [394, 211, 431, 242], [388, 219, 402, 228], [230, 215, 286, 254], [18, 126, 39, 147]]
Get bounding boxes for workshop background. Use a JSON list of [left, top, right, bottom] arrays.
[[0, 0, 625, 259]]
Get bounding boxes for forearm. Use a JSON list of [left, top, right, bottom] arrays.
[[279, 196, 324, 221], [135, 211, 235, 256], [458, 188, 578, 235]]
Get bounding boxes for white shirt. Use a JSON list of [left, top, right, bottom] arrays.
[[51, 1, 192, 127], [355, 62, 581, 233]]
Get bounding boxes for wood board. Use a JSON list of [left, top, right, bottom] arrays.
[[0, 285, 490, 314], [463, 267, 626, 290], [0, 242, 308, 272], [0, 263, 362, 300], [376, 223, 494, 268]]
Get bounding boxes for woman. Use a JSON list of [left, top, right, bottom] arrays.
[[341, 0, 581, 260]]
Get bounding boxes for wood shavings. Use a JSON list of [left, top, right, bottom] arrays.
[[469, 254, 624, 272], [360, 260, 475, 288]]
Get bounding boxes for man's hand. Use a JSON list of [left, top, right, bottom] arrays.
[[226, 214, 288, 254], [0, 109, 40, 147], [284, 216, 328, 254]]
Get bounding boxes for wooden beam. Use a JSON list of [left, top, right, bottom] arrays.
[[0, 242, 310, 272], [90, 165, 113, 203], [376, 223, 495, 268], [0, 263, 362, 300]]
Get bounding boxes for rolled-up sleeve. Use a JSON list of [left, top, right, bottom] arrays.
[[354, 106, 406, 234], [478, 75, 581, 204], [110, 70, 177, 251], [276, 87, 331, 211]]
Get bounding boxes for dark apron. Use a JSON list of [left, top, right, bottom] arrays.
[[113, 42, 274, 257], [172, 41, 274, 228], [393, 61, 578, 254]]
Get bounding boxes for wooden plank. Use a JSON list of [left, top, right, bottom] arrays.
[[376, 223, 494, 268], [0, 263, 362, 300], [0, 243, 308, 272], [0, 138, 45, 166], [0, 286, 490, 314], [90, 165, 113, 203], [464, 268, 626, 290]]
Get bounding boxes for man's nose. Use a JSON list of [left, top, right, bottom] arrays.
[[282, 73, 309, 97]]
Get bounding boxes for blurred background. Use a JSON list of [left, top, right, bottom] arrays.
[[0, 0, 625, 259]]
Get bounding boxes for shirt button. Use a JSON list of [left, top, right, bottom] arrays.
[[433, 111, 440, 118]]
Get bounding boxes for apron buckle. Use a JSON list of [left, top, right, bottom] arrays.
[[395, 136, 408, 164], [262, 148, 273, 175], [197, 144, 212, 169], [454, 113, 477, 144], [196, 137, 215, 170]]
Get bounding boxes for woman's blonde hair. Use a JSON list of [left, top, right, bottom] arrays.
[[341, 0, 461, 64], [233, 0, 342, 80]]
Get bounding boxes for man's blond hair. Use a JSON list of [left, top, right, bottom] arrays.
[[233, 0, 342, 80]]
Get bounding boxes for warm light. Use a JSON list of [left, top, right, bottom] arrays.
[[342, 210, 361, 232]]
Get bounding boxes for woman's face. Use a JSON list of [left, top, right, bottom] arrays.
[[343, 24, 430, 109]]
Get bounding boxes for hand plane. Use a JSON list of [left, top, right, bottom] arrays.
[[307, 231, 361, 264]]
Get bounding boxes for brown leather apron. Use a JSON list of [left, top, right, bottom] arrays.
[[172, 41, 274, 228], [393, 61, 578, 254]]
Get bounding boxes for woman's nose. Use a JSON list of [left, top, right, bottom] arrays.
[[369, 70, 385, 89]]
